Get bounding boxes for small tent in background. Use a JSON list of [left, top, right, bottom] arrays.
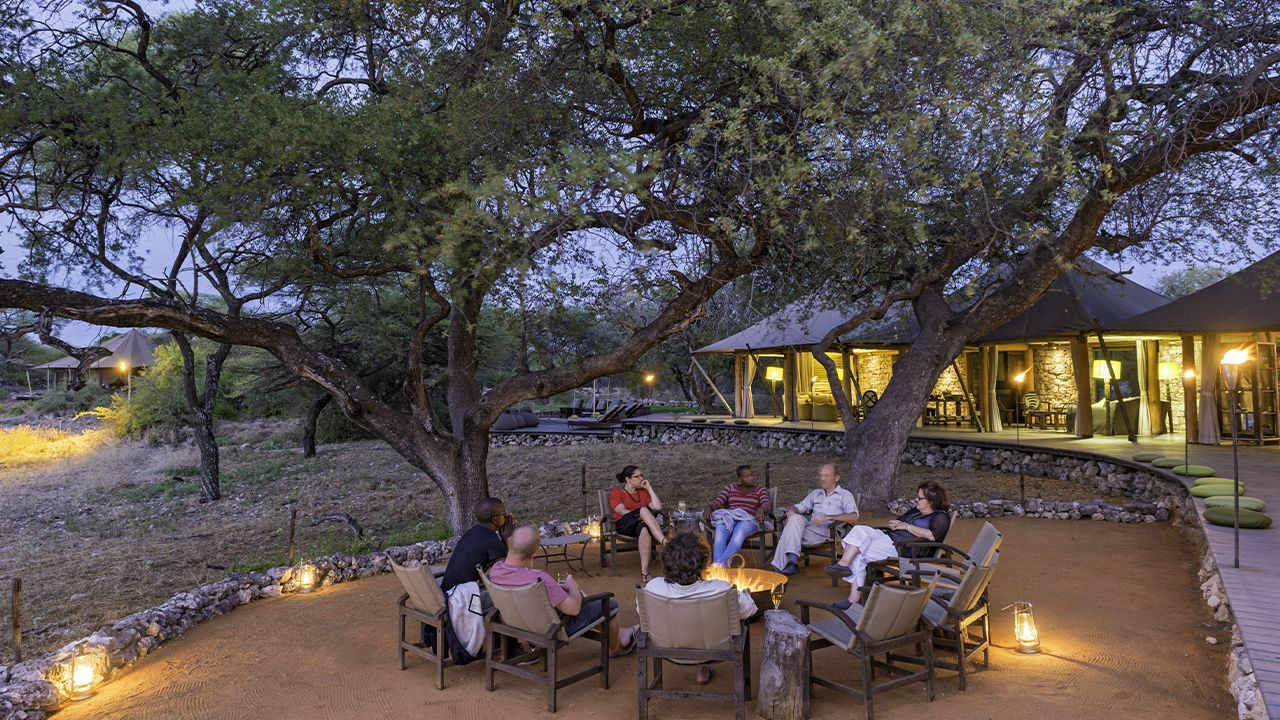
[[31, 329, 156, 389]]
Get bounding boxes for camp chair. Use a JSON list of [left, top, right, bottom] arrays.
[[392, 561, 452, 690], [857, 511, 972, 591], [704, 486, 779, 567], [889, 520, 1002, 590], [479, 573, 615, 712], [795, 519, 854, 587], [636, 588, 751, 720], [598, 489, 646, 575], [798, 577, 938, 720], [888, 559, 997, 691]]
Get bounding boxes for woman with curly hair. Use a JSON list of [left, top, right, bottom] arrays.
[[640, 533, 756, 684]]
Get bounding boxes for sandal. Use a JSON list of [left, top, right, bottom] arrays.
[[641, 573, 651, 585], [611, 625, 640, 657], [696, 667, 715, 685]]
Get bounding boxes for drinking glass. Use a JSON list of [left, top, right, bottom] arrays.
[[770, 583, 785, 609], [677, 501, 687, 513], [556, 572, 568, 585]]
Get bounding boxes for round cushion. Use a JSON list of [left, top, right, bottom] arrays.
[[1194, 476, 1235, 486], [1203, 496, 1267, 513], [733, 419, 749, 425], [1132, 452, 1165, 463], [1172, 464, 1216, 477], [709, 419, 726, 424], [1151, 457, 1183, 468], [1191, 483, 1246, 498], [690, 418, 707, 424], [518, 410, 539, 427], [1203, 507, 1272, 529], [492, 412, 521, 431]]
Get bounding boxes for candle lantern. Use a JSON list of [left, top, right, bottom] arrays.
[[585, 516, 602, 542], [68, 641, 99, 700], [1008, 601, 1041, 654], [295, 561, 318, 594]]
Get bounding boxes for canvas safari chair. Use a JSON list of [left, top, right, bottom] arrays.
[[863, 518, 1000, 593], [798, 577, 938, 720], [479, 573, 614, 712], [392, 561, 452, 690], [636, 588, 751, 720], [598, 489, 644, 575], [888, 558, 997, 691]]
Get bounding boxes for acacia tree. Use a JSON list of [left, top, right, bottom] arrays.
[[794, 0, 1280, 506], [0, 0, 874, 530]]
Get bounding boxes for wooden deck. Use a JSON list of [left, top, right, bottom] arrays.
[[624, 414, 1280, 716]]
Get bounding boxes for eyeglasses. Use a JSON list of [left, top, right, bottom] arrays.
[[915, 495, 928, 501], [630, 473, 645, 479]]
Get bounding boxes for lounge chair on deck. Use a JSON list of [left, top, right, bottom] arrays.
[[636, 587, 751, 720]]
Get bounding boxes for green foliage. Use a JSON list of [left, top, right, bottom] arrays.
[[100, 343, 190, 438], [33, 384, 110, 415], [1155, 266, 1228, 299]]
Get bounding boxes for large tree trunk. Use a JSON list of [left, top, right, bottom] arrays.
[[174, 335, 233, 502], [436, 427, 491, 532], [302, 393, 331, 458], [844, 290, 974, 510]]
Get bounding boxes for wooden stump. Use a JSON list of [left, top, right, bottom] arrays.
[[756, 609, 810, 720]]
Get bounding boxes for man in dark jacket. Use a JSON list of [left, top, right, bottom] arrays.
[[440, 497, 510, 593]]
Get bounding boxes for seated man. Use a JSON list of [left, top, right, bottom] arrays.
[[441, 497, 511, 593], [488, 526, 638, 656], [702, 464, 772, 567], [769, 463, 860, 576]]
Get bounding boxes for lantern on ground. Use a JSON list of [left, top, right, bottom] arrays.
[[585, 516, 602, 542], [68, 641, 98, 700], [1007, 601, 1041, 654], [295, 561, 318, 593]]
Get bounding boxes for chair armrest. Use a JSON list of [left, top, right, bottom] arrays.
[[795, 598, 861, 634], [581, 591, 615, 611], [895, 541, 969, 560]]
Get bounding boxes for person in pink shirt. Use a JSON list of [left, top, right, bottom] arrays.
[[488, 526, 638, 656]]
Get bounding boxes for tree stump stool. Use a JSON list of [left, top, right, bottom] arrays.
[[756, 609, 810, 720]]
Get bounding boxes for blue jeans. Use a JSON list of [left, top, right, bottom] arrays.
[[713, 519, 759, 567]]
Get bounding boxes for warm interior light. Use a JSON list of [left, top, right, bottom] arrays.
[[1010, 601, 1041, 654], [1012, 370, 1028, 384], [764, 366, 784, 383], [1158, 361, 1181, 381], [643, 373, 656, 384], [1183, 368, 1196, 381], [117, 360, 129, 373], [1091, 359, 1122, 379]]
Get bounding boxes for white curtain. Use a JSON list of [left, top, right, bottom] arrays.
[[1136, 342, 1153, 435], [985, 346, 1003, 432], [744, 355, 756, 418], [1198, 334, 1221, 444]]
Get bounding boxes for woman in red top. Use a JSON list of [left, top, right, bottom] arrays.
[[610, 465, 667, 581]]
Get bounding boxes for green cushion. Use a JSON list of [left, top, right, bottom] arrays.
[[1203, 507, 1272, 529], [709, 419, 726, 424], [1193, 476, 1235, 486], [1132, 453, 1165, 463], [733, 419, 749, 425], [690, 418, 707, 423], [1151, 457, 1183, 468], [1191, 483, 1246, 498], [1173, 464, 1217, 477], [1203, 496, 1267, 512]]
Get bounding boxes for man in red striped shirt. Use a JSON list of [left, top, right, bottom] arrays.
[[702, 465, 772, 567]]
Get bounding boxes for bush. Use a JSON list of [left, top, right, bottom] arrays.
[[33, 384, 111, 415]]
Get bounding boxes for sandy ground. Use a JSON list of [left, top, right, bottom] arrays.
[[53, 517, 1232, 720]]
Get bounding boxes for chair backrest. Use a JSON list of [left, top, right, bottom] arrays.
[[862, 389, 879, 408], [637, 587, 740, 652], [767, 487, 779, 518], [853, 577, 937, 647], [391, 561, 447, 615], [945, 557, 998, 615], [967, 521, 1003, 566], [480, 573, 565, 640]]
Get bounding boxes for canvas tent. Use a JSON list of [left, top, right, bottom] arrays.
[[32, 329, 156, 387]]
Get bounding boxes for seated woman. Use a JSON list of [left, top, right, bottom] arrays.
[[828, 480, 951, 609], [702, 464, 772, 567], [641, 533, 757, 684], [610, 464, 668, 582]]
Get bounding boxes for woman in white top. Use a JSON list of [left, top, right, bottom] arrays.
[[641, 533, 756, 685]]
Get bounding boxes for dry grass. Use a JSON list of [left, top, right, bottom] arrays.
[[1, 427, 1129, 662], [0, 426, 113, 469]]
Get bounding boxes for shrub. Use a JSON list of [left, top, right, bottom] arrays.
[[32, 384, 111, 415]]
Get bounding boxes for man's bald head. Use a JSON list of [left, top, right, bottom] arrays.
[[507, 525, 541, 560]]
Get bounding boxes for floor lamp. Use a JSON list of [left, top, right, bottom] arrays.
[[1092, 359, 1122, 435], [1220, 348, 1249, 569], [1182, 368, 1196, 470], [765, 365, 784, 418]]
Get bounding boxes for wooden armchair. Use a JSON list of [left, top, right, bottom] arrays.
[[636, 588, 751, 720], [864, 518, 999, 592], [889, 558, 997, 691], [798, 577, 938, 720], [391, 561, 452, 690], [479, 573, 615, 712], [597, 489, 645, 575], [798, 519, 854, 587]]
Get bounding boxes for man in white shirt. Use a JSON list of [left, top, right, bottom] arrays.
[[770, 463, 860, 575]]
